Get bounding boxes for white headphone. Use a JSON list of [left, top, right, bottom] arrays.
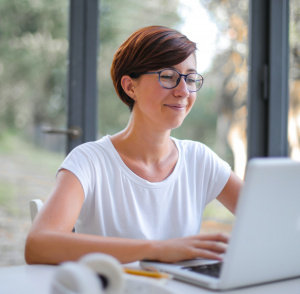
[[51, 253, 124, 294]]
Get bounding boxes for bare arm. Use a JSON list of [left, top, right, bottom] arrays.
[[25, 169, 230, 265], [25, 170, 154, 264], [216, 171, 244, 214]]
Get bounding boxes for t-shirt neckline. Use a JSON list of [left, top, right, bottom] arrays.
[[104, 135, 181, 188]]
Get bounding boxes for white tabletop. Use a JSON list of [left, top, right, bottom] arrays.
[[0, 264, 300, 294]]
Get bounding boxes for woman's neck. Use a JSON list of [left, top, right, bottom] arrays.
[[110, 116, 178, 182], [112, 122, 172, 164]]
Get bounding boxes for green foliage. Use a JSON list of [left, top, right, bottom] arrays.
[[0, 129, 64, 169], [0, 130, 64, 215], [0, 0, 68, 133], [0, 180, 15, 207]]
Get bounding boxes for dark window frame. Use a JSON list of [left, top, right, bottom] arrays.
[[66, 0, 99, 154], [247, 0, 289, 159]]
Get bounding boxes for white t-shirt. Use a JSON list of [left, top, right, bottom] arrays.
[[59, 135, 231, 240]]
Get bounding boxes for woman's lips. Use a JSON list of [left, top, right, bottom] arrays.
[[164, 103, 187, 111]]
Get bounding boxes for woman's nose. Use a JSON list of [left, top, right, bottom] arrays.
[[174, 76, 190, 97]]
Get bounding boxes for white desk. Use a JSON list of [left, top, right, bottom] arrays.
[[0, 264, 300, 294]]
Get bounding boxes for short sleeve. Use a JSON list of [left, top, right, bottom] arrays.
[[203, 146, 231, 205], [58, 144, 96, 199]]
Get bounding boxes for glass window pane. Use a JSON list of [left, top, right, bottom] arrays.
[[0, 1, 68, 266], [289, 0, 300, 160], [175, 0, 248, 179]]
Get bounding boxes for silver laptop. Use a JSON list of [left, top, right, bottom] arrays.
[[140, 158, 300, 290]]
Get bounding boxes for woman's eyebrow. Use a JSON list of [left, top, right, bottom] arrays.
[[168, 66, 198, 73], [187, 68, 198, 73]]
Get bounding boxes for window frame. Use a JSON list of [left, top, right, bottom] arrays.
[[247, 0, 289, 159], [66, 0, 99, 154]]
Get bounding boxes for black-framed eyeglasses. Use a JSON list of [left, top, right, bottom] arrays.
[[142, 69, 204, 92]]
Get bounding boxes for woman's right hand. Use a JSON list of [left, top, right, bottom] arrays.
[[148, 233, 229, 263]]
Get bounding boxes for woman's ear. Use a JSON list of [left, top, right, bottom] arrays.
[[121, 76, 136, 99]]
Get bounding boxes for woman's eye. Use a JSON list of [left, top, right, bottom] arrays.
[[161, 75, 175, 80], [186, 78, 196, 84]]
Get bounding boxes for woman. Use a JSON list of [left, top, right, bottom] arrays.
[[25, 26, 243, 265]]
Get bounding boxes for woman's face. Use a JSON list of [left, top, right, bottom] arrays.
[[132, 54, 198, 132]]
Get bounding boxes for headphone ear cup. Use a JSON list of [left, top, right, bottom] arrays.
[[51, 262, 103, 294], [79, 253, 125, 294]]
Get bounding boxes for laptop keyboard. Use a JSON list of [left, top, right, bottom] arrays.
[[182, 262, 223, 278]]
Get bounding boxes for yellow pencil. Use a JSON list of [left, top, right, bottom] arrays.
[[123, 267, 171, 279]]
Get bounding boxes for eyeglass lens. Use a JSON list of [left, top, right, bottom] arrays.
[[159, 69, 203, 92]]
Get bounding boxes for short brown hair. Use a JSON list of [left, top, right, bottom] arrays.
[[111, 26, 197, 111]]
